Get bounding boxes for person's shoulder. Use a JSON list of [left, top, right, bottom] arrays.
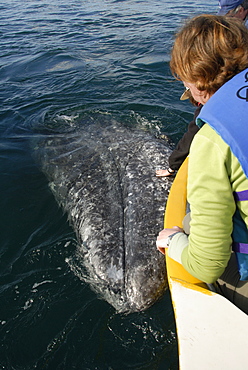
[[198, 124, 227, 145], [192, 124, 230, 158]]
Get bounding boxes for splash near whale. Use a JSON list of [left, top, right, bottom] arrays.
[[33, 113, 172, 313]]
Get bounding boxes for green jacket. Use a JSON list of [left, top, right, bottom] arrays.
[[169, 124, 248, 284]]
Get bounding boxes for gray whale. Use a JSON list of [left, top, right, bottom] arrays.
[[34, 114, 172, 313]]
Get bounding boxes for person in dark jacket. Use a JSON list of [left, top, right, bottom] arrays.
[[156, 92, 202, 177], [218, 0, 248, 23]]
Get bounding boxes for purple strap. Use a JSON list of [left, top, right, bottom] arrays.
[[234, 190, 248, 202], [233, 242, 248, 254]]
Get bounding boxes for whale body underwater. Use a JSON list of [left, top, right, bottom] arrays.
[[34, 115, 172, 313]]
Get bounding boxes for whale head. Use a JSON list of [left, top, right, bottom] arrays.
[[34, 114, 172, 313]]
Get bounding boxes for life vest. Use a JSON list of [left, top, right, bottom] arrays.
[[232, 198, 248, 280], [197, 68, 248, 280]]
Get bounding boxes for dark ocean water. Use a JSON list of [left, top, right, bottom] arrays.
[[0, 1, 217, 369]]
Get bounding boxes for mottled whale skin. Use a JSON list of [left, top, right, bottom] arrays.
[[34, 115, 172, 313]]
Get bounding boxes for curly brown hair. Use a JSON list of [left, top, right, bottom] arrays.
[[170, 14, 248, 95]]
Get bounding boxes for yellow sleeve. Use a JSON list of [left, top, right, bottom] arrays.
[[181, 125, 235, 283]]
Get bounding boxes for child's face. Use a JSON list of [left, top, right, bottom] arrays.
[[183, 82, 212, 105]]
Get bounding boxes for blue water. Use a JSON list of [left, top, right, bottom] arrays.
[[0, 1, 217, 369]]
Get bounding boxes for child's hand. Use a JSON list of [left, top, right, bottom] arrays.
[[156, 226, 183, 254], [156, 168, 175, 177]]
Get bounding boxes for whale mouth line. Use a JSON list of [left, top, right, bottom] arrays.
[[104, 136, 154, 303]]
